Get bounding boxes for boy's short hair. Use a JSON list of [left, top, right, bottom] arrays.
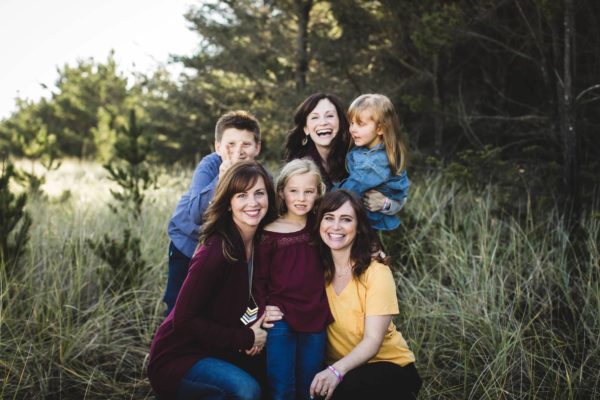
[[215, 110, 261, 143]]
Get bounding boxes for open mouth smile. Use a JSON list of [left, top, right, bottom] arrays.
[[316, 129, 333, 136], [244, 209, 261, 217]]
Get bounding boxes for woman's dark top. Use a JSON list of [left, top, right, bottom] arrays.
[[147, 234, 256, 398], [255, 221, 333, 333]]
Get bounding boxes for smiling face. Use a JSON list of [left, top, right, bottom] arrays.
[[319, 200, 357, 252], [350, 109, 383, 148], [281, 172, 319, 219], [304, 99, 340, 151], [230, 176, 268, 233], [215, 128, 261, 162]]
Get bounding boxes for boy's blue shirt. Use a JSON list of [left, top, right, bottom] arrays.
[[335, 143, 410, 231], [168, 152, 221, 257]]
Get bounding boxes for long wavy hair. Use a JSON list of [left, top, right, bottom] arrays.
[[283, 93, 351, 185], [314, 190, 385, 284], [347, 94, 408, 173], [200, 161, 277, 262]]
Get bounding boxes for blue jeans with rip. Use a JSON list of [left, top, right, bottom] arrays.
[[266, 320, 327, 400], [163, 241, 191, 316], [178, 357, 262, 400]]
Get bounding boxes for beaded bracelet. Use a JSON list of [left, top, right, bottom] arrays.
[[327, 365, 343, 382]]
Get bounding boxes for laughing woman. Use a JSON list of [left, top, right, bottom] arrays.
[[309, 190, 421, 400], [284, 93, 406, 215], [148, 161, 277, 400]]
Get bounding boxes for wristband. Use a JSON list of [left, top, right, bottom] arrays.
[[327, 365, 343, 382], [382, 196, 391, 212]]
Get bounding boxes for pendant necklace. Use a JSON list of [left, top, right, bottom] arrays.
[[240, 247, 258, 325]]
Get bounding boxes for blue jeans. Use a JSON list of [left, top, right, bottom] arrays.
[[266, 320, 326, 400], [163, 241, 191, 316], [178, 357, 262, 400]]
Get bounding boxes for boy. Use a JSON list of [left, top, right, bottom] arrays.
[[163, 110, 262, 315]]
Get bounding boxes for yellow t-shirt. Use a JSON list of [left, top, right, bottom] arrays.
[[325, 260, 415, 367]]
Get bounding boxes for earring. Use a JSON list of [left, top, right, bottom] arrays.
[[302, 135, 309, 146]]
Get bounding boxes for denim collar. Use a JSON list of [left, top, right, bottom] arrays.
[[354, 142, 385, 153]]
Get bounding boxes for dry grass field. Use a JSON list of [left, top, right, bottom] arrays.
[[1, 159, 598, 399]]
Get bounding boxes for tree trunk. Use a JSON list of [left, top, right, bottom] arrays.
[[555, 0, 578, 215], [432, 53, 444, 154], [295, 0, 313, 92]]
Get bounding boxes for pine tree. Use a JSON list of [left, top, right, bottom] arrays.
[[0, 160, 32, 277], [87, 109, 154, 293], [104, 109, 154, 218]]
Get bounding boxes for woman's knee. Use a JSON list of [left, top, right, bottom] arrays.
[[230, 378, 261, 400]]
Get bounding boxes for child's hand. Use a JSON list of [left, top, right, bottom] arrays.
[[218, 160, 234, 179], [262, 305, 283, 328]]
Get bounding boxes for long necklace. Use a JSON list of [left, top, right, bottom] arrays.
[[240, 247, 258, 325]]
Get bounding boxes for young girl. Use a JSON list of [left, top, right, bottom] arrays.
[[336, 93, 410, 230], [255, 158, 333, 400]]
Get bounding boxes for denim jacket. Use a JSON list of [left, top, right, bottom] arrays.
[[335, 143, 410, 230], [167, 152, 221, 257]]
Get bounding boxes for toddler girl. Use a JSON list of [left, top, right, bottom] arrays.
[[336, 93, 410, 230]]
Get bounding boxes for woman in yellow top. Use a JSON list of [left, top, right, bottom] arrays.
[[309, 189, 421, 400]]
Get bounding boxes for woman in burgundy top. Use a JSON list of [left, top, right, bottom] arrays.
[[255, 158, 333, 400], [148, 161, 277, 399]]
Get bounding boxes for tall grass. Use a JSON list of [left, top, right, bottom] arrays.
[[1, 160, 187, 399], [1, 161, 598, 399], [385, 174, 600, 399]]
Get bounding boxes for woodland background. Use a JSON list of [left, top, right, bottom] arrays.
[[1, 1, 599, 399]]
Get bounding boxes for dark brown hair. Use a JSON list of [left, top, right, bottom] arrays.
[[215, 110, 261, 143], [315, 190, 385, 284], [283, 93, 351, 185], [200, 161, 277, 262]]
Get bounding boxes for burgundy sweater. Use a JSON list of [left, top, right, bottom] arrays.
[[147, 234, 256, 398], [255, 222, 333, 333]]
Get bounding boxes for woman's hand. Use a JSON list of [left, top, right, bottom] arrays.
[[362, 190, 387, 212], [309, 367, 341, 400], [262, 305, 284, 328], [245, 313, 267, 356]]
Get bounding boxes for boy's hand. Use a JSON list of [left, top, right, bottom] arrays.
[[218, 142, 247, 179], [218, 160, 234, 179]]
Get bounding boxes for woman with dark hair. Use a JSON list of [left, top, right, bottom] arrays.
[[308, 190, 421, 400], [284, 93, 350, 189], [284, 93, 405, 214], [148, 161, 278, 400]]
